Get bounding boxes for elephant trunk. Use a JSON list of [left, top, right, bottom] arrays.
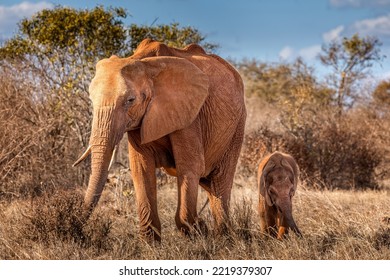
[[277, 199, 302, 239], [84, 146, 112, 210], [83, 106, 123, 215]]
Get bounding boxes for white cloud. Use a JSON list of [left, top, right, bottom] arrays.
[[321, 13, 390, 46], [352, 13, 390, 37], [330, 0, 390, 8], [0, 1, 53, 39], [279, 46, 294, 60], [298, 45, 322, 61], [323, 25, 345, 42], [278, 45, 321, 62]]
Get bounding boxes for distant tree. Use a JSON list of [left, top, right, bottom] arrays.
[[0, 6, 129, 92], [319, 34, 383, 114], [235, 57, 332, 105], [371, 79, 390, 120], [236, 59, 290, 101], [0, 7, 217, 94], [373, 79, 390, 106]]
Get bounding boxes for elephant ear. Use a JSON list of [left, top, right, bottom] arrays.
[[259, 159, 275, 206], [283, 154, 299, 191], [140, 56, 209, 144]]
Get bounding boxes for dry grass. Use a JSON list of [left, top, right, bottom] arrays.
[[1, 174, 389, 260]]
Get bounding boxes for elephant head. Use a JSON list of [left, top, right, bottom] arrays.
[[74, 55, 209, 212], [258, 152, 302, 238]]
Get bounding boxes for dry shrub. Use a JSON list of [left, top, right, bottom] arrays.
[[241, 110, 383, 190], [372, 227, 390, 251], [287, 114, 382, 190], [239, 127, 270, 177], [0, 67, 88, 199], [23, 190, 113, 251], [26, 191, 86, 243]]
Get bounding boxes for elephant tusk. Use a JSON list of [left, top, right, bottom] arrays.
[[73, 145, 91, 167], [108, 144, 118, 171]]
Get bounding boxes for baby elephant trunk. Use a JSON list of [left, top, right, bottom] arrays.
[[277, 203, 302, 239]]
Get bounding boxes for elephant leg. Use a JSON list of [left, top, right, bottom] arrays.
[[175, 172, 206, 235], [277, 214, 289, 240], [206, 167, 234, 233], [170, 125, 206, 236], [259, 196, 269, 234], [208, 196, 228, 234], [265, 207, 278, 237], [128, 140, 161, 241], [208, 122, 245, 233]]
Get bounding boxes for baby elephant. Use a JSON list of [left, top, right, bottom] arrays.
[[258, 151, 302, 239]]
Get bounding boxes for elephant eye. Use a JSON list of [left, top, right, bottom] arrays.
[[125, 96, 136, 106]]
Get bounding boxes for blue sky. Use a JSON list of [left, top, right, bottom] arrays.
[[1, 0, 390, 80]]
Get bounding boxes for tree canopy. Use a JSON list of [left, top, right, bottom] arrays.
[[319, 34, 383, 113], [235, 57, 332, 105], [0, 6, 128, 62], [0, 6, 216, 90], [0, 6, 217, 62]]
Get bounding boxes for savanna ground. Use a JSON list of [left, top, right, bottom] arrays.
[[1, 6, 390, 260], [1, 170, 389, 260]]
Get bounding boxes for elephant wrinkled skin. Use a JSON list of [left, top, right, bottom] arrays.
[[258, 151, 302, 239], [75, 39, 246, 241]]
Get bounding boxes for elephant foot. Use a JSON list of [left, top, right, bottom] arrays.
[[276, 226, 303, 240], [212, 220, 230, 236], [292, 227, 303, 238], [140, 226, 162, 243], [176, 218, 208, 238], [194, 218, 209, 237], [277, 226, 287, 240]]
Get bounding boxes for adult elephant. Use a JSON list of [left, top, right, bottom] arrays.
[[74, 39, 246, 241]]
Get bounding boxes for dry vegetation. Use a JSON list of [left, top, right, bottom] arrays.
[[0, 76, 390, 260], [1, 53, 390, 260]]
